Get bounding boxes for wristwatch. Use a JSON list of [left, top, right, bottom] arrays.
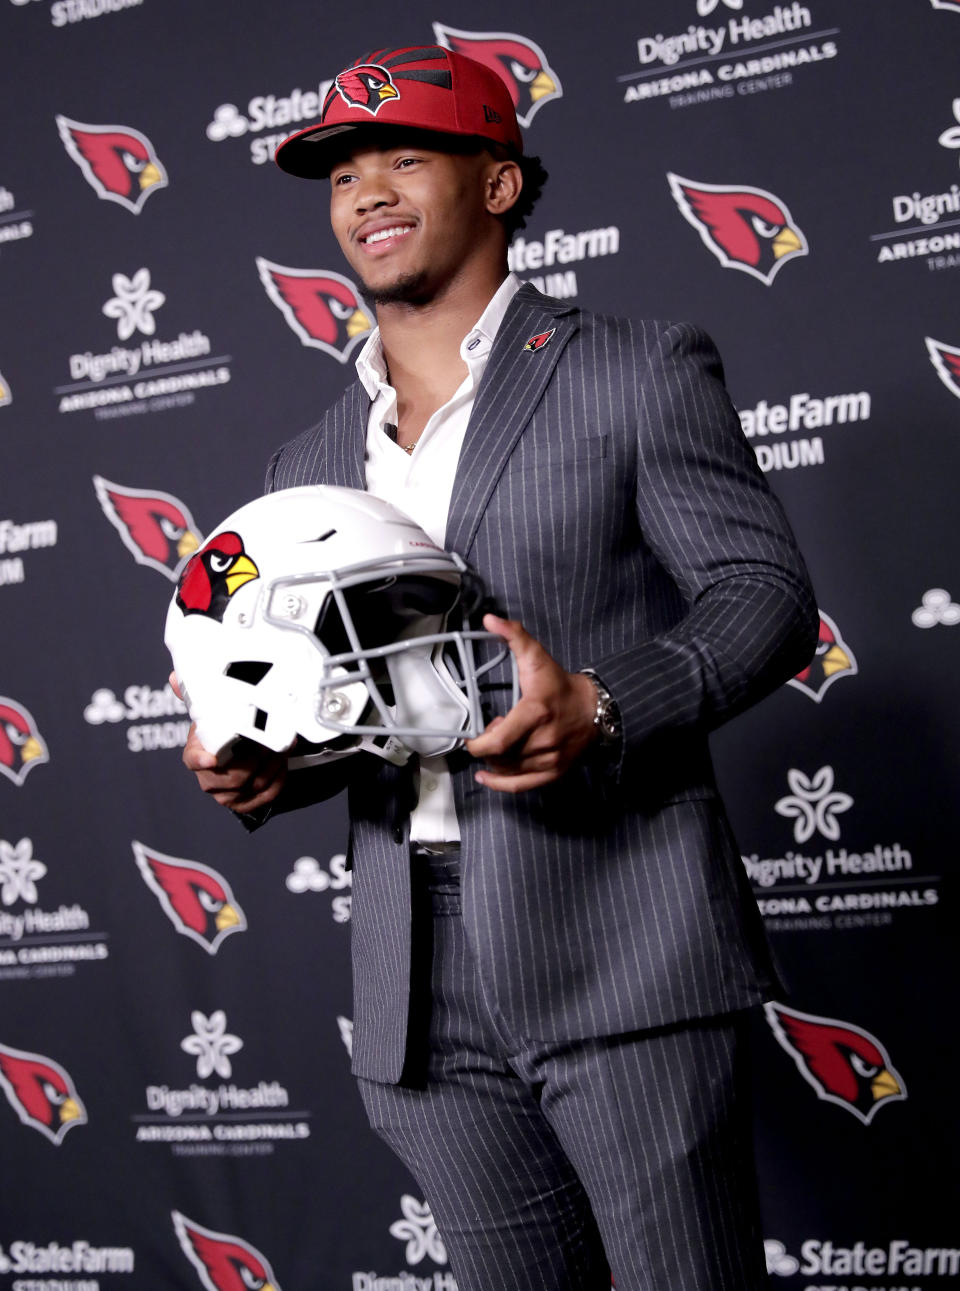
[[580, 669, 622, 746]]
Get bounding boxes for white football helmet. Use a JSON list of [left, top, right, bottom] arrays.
[[164, 486, 517, 765]]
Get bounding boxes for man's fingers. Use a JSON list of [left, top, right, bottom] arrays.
[[465, 702, 543, 758]]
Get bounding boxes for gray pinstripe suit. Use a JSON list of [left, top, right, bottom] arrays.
[[266, 284, 817, 1288]]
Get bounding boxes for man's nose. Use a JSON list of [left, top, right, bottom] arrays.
[[354, 175, 397, 213]]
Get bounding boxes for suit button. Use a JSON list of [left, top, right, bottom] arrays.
[[393, 827, 404, 845]]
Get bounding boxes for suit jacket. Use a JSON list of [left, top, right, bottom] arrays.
[[265, 284, 818, 1083]]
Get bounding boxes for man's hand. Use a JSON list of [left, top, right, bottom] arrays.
[[172, 673, 288, 814], [465, 615, 599, 794]]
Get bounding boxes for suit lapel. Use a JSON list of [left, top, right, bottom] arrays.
[[444, 286, 578, 558], [324, 382, 368, 490]]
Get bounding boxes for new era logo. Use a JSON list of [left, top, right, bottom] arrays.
[[483, 105, 502, 124]]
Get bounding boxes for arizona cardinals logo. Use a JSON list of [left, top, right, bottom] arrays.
[[256, 259, 372, 363], [334, 62, 400, 114], [176, 532, 260, 622], [173, 1211, 282, 1291], [667, 173, 808, 285], [0, 698, 48, 787], [765, 1002, 906, 1125], [133, 841, 246, 954], [925, 335, 960, 399], [55, 115, 168, 214], [0, 1042, 87, 1144], [94, 476, 202, 581], [788, 611, 857, 702], [433, 24, 562, 127], [524, 327, 556, 352], [0, 370, 11, 408]]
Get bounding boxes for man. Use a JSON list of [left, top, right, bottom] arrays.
[[183, 43, 817, 1291]]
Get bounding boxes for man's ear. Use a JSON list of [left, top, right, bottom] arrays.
[[484, 159, 523, 217]]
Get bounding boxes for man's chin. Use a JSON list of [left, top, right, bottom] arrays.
[[364, 270, 432, 306]]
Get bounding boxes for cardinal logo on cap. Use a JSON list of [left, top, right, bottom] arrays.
[[334, 63, 400, 115]]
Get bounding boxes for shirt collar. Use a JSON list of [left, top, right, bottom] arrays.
[[355, 273, 523, 400]]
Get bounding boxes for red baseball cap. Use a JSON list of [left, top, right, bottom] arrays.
[[275, 44, 523, 178]]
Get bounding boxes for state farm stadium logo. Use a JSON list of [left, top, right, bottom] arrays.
[[285, 852, 352, 924], [13, 0, 143, 28], [94, 476, 202, 580], [0, 1040, 86, 1144], [432, 24, 562, 127], [507, 223, 620, 300], [742, 765, 941, 932], [0, 1238, 134, 1280], [173, 1212, 282, 1291], [764, 1236, 960, 1279], [55, 268, 231, 420], [134, 841, 247, 954], [737, 386, 870, 472], [0, 183, 34, 255], [871, 97, 960, 273], [765, 1002, 905, 1124], [668, 174, 807, 284], [925, 335, 960, 398], [0, 836, 109, 980], [620, 1, 839, 111], [205, 78, 333, 166], [56, 115, 166, 213], [0, 513, 58, 589], [787, 611, 857, 700], [0, 697, 48, 786], [256, 259, 373, 363], [133, 1009, 308, 1155], [84, 681, 189, 754]]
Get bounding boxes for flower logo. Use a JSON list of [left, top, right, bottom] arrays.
[[389, 1195, 447, 1265], [0, 838, 46, 905], [102, 267, 165, 340], [180, 1010, 243, 1079], [938, 98, 960, 165], [774, 766, 853, 843]]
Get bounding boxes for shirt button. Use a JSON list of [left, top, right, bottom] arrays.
[[422, 775, 436, 793]]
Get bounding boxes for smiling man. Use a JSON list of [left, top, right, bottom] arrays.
[[182, 42, 817, 1291]]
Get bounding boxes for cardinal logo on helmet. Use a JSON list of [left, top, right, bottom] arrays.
[[0, 1042, 87, 1144], [94, 476, 203, 581], [334, 62, 400, 114], [56, 115, 168, 214], [176, 533, 260, 622], [667, 173, 807, 285], [788, 611, 857, 702], [433, 24, 562, 127], [765, 1002, 906, 1125], [133, 842, 247, 954], [173, 1211, 282, 1291], [256, 259, 373, 364], [0, 698, 48, 787]]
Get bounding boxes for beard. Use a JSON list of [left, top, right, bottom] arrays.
[[363, 269, 432, 306]]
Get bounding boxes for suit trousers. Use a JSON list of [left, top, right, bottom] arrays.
[[357, 854, 769, 1291]]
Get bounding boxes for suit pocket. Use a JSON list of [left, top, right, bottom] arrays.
[[505, 433, 608, 474]]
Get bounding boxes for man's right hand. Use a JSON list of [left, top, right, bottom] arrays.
[[182, 725, 288, 814], [171, 671, 287, 814]]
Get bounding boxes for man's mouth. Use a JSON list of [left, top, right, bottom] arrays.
[[359, 224, 414, 249]]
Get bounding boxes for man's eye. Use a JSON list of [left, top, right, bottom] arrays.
[[332, 173, 355, 186]]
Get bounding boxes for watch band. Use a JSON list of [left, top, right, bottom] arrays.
[[580, 669, 622, 746]]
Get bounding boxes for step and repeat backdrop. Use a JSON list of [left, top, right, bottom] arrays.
[[1, 0, 958, 1287]]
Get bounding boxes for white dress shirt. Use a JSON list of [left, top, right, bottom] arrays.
[[357, 273, 522, 843]]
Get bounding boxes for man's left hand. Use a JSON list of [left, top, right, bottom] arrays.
[[465, 614, 599, 794]]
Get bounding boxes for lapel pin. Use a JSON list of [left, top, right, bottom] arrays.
[[524, 327, 556, 353]]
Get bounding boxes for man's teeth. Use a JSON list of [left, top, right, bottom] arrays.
[[363, 226, 411, 245]]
